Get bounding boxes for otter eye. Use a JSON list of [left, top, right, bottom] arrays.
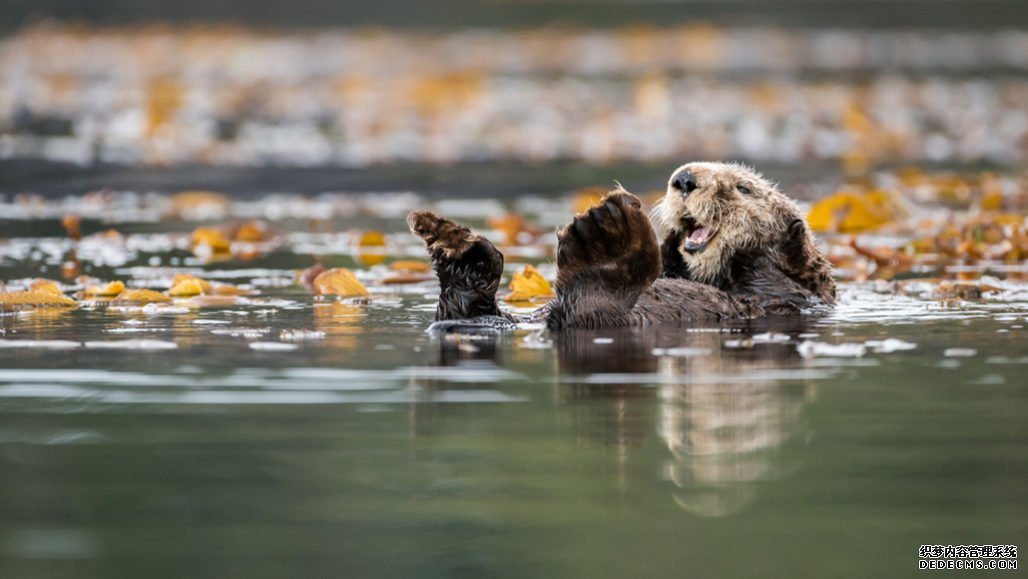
[[736, 185, 753, 195]]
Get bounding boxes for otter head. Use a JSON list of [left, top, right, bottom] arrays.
[[654, 162, 835, 303]]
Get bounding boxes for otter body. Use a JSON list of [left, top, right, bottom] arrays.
[[408, 162, 835, 330]]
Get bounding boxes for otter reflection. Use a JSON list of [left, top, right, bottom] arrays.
[[555, 329, 658, 458], [555, 321, 817, 517], [408, 332, 503, 438], [415, 319, 818, 515]]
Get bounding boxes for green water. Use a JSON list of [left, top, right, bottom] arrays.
[[0, 294, 1025, 578], [0, 202, 1025, 578]]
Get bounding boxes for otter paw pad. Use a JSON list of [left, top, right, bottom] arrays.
[[557, 191, 652, 270], [407, 210, 478, 259]]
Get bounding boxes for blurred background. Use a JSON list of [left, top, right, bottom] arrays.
[[1, 5, 1026, 579], [1, 0, 1026, 196], [4, 0, 1028, 30]]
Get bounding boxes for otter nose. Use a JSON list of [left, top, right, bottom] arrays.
[[672, 171, 698, 195]]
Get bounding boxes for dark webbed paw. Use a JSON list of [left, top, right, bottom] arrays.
[[781, 219, 809, 270], [659, 228, 692, 279], [555, 190, 661, 295], [778, 218, 837, 304], [407, 210, 507, 321]]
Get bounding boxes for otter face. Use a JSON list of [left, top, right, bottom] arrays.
[[654, 162, 806, 284]]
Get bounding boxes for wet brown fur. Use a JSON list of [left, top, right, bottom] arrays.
[[409, 162, 836, 329], [407, 211, 511, 322]]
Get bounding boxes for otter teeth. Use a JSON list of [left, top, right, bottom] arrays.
[[683, 223, 717, 252]]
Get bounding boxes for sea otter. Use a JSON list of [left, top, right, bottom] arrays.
[[408, 162, 835, 330]]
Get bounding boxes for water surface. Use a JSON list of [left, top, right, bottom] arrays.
[[0, 204, 1025, 579]]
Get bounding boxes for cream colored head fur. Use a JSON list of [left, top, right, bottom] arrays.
[[652, 162, 808, 285]]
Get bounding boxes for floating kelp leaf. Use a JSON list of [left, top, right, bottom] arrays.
[[488, 214, 539, 245], [191, 227, 232, 254], [0, 290, 78, 308], [112, 289, 172, 304], [171, 274, 213, 293], [905, 215, 1027, 263], [210, 285, 249, 296], [146, 76, 183, 136], [30, 279, 65, 296], [313, 268, 369, 297], [408, 72, 485, 118], [96, 229, 124, 240], [83, 280, 126, 298], [231, 221, 274, 242], [169, 191, 230, 220], [62, 214, 81, 241], [168, 277, 209, 297], [807, 190, 906, 233], [932, 175, 978, 208], [849, 238, 914, 281], [981, 190, 1004, 211], [390, 260, 431, 273], [506, 265, 554, 302], [358, 231, 387, 266]]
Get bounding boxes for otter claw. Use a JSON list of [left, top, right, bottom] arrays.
[[603, 200, 623, 222], [572, 215, 595, 242], [605, 190, 641, 210]]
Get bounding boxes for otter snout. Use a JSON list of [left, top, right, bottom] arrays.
[[671, 171, 698, 195]]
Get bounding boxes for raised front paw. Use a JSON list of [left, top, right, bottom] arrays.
[[779, 217, 837, 304], [407, 210, 478, 260], [555, 190, 660, 291], [407, 210, 503, 271], [407, 210, 507, 320]]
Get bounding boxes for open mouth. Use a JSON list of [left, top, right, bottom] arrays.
[[680, 217, 718, 253]]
